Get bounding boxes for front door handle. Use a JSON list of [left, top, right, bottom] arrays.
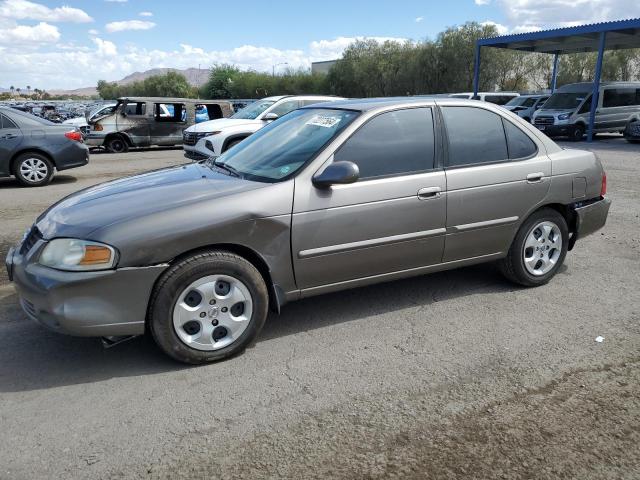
[[417, 186, 441, 200], [0, 133, 18, 140], [526, 172, 544, 183]]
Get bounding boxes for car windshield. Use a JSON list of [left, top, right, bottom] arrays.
[[543, 92, 588, 110], [209, 108, 359, 182], [505, 97, 526, 107], [231, 99, 276, 120]]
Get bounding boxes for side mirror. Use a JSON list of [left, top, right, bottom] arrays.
[[263, 112, 279, 121], [312, 161, 359, 189]]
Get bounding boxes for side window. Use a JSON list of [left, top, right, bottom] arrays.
[[522, 97, 537, 108], [198, 104, 223, 120], [124, 102, 146, 116], [603, 88, 637, 108], [503, 120, 537, 159], [485, 95, 513, 105], [442, 107, 508, 167], [1, 114, 18, 129], [154, 103, 185, 123], [269, 100, 301, 118], [334, 108, 435, 180]]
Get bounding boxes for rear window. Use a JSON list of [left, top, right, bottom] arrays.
[[603, 88, 640, 108], [1, 113, 18, 129], [504, 121, 537, 159]]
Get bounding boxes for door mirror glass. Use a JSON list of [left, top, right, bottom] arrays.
[[263, 112, 279, 121], [312, 161, 359, 188]]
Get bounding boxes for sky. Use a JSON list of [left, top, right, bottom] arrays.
[[0, 0, 639, 90]]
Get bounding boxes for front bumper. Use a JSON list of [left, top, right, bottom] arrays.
[[574, 196, 611, 240], [5, 239, 167, 337], [534, 124, 573, 136]]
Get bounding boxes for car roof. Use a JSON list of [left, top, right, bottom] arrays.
[[303, 96, 496, 112], [118, 96, 232, 104]]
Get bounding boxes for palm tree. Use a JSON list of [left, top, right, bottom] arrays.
[[16, 88, 21, 97], [9, 86, 14, 95], [27, 85, 31, 97]]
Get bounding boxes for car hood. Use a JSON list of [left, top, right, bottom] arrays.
[[35, 163, 266, 240], [187, 118, 263, 133]]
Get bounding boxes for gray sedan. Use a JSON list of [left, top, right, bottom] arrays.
[[0, 107, 89, 186], [5, 98, 610, 363]]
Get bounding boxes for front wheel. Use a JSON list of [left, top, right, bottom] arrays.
[[499, 208, 569, 287], [149, 250, 269, 364], [106, 135, 129, 153], [569, 125, 585, 142]]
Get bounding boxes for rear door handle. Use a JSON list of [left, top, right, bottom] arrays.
[[417, 187, 441, 200], [526, 172, 544, 183]]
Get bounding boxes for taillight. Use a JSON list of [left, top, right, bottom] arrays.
[[600, 172, 607, 196], [65, 130, 83, 142]]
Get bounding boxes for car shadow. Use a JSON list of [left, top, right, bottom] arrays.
[[0, 175, 77, 188], [0, 263, 563, 393]]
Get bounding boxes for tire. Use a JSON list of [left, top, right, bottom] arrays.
[[523, 117, 531, 123], [223, 138, 243, 152], [149, 250, 269, 364], [106, 135, 129, 153], [569, 125, 585, 142], [13, 152, 54, 187], [499, 208, 569, 287]]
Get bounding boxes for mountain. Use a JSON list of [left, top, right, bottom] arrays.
[[46, 67, 209, 97]]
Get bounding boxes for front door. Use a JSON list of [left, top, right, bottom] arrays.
[[116, 101, 150, 147], [292, 107, 446, 290], [440, 105, 551, 262], [150, 102, 188, 146]]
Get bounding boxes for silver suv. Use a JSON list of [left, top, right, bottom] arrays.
[[6, 98, 610, 364], [533, 82, 640, 141]]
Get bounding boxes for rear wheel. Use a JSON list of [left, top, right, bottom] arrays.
[[149, 250, 269, 364], [13, 153, 54, 187], [499, 208, 568, 287], [106, 135, 129, 153]]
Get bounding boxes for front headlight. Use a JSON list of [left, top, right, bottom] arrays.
[[39, 239, 117, 271], [558, 113, 572, 120]]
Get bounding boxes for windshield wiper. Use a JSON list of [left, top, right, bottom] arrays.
[[213, 160, 243, 178]]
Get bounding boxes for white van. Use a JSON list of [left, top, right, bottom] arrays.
[[449, 92, 519, 105], [532, 81, 640, 141]]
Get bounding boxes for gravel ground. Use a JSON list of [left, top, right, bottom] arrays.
[[0, 139, 638, 479]]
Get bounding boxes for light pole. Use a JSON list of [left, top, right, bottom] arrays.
[[272, 62, 289, 76]]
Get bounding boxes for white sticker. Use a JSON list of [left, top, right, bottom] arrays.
[[306, 115, 341, 128]]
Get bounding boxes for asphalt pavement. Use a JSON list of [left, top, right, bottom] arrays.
[[0, 140, 638, 479]]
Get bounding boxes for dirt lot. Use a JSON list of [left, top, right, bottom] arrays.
[[0, 139, 638, 479]]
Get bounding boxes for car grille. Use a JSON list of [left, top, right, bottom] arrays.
[[534, 116, 555, 126], [183, 131, 209, 146], [20, 226, 42, 255]]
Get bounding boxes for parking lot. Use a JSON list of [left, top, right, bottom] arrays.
[[0, 138, 638, 478]]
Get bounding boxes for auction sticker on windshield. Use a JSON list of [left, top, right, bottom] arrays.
[[306, 115, 342, 128]]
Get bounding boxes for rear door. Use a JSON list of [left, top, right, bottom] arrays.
[[292, 107, 446, 290], [150, 102, 187, 146], [600, 87, 640, 130], [0, 113, 23, 176], [440, 105, 551, 262]]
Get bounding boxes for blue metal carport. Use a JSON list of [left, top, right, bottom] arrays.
[[473, 18, 640, 141]]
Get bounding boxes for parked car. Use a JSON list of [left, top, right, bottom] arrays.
[[63, 102, 117, 135], [532, 82, 640, 141], [449, 92, 520, 105], [0, 107, 89, 187], [6, 98, 610, 363], [85, 97, 234, 153], [182, 95, 343, 161], [623, 118, 640, 143], [502, 94, 549, 122]]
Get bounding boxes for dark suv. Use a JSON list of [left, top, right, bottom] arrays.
[[0, 107, 89, 187]]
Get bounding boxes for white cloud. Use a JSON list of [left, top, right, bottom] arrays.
[[105, 0, 127, 2], [139, 11, 153, 17], [481, 21, 509, 36], [0, 20, 59, 45], [475, 0, 490, 5], [105, 20, 156, 33], [93, 37, 117, 56], [0, 0, 93, 23], [496, 0, 640, 31], [415, 16, 424, 23], [309, 36, 407, 60], [88, 29, 99, 35]]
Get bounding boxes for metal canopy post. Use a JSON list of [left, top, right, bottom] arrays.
[[551, 52, 559, 92], [588, 32, 607, 142], [473, 44, 481, 98]]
